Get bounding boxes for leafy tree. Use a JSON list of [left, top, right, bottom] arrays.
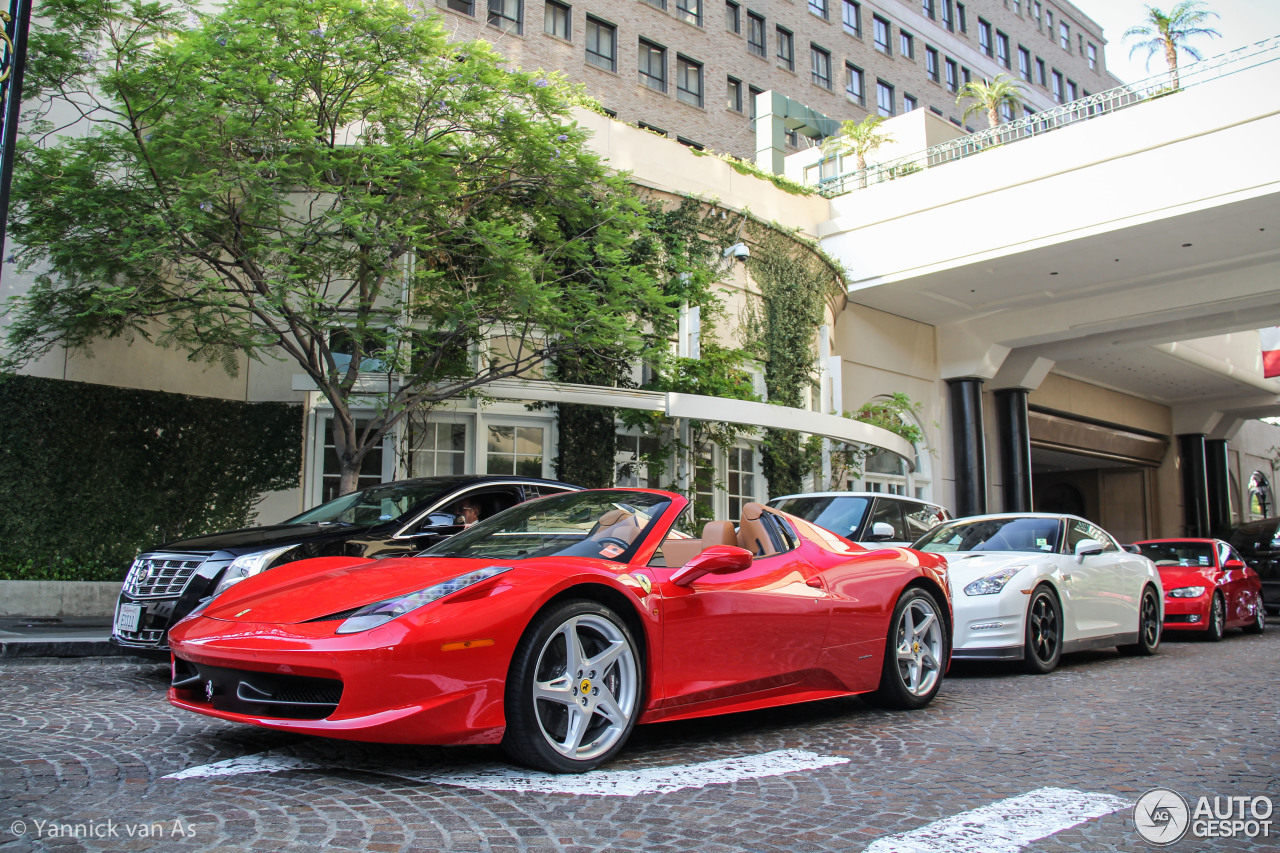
[[5, 0, 688, 494], [1124, 1, 1221, 88], [821, 115, 894, 175], [957, 73, 1026, 128]]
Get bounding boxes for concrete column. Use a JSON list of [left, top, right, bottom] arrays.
[[948, 378, 987, 518], [994, 388, 1033, 513], [1205, 438, 1231, 536], [1178, 433, 1210, 537]]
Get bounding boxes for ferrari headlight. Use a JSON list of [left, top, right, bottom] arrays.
[[963, 565, 1025, 596], [335, 566, 512, 634], [1167, 586, 1206, 598], [211, 545, 297, 598]]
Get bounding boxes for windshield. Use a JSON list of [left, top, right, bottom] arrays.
[[422, 490, 672, 562], [914, 517, 1061, 554], [769, 496, 869, 540], [285, 480, 451, 526], [1138, 541, 1214, 567]]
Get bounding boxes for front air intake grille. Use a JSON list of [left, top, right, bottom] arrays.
[[171, 658, 343, 720], [124, 554, 210, 598]]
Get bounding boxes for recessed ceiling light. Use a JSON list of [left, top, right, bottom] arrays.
[[1050, 271, 1059, 275], [1181, 243, 1192, 247]]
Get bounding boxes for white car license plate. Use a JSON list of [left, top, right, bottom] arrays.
[[115, 603, 143, 633]]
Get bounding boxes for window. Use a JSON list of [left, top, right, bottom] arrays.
[[1066, 78, 1077, 101], [1087, 42, 1097, 69], [811, 44, 832, 88], [725, 0, 740, 33], [446, 0, 474, 15], [638, 122, 667, 136], [809, 0, 828, 20], [999, 101, 1013, 121], [638, 39, 667, 91], [727, 75, 743, 111], [1051, 69, 1063, 102], [845, 62, 865, 104], [585, 17, 616, 71], [676, 0, 702, 26], [747, 11, 766, 56], [921, 0, 934, 19], [1032, 1, 1041, 28], [925, 47, 939, 82], [615, 432, 663, 488], [410, 421, 468, 477], [642, 0, 666, 9], [488, 0, 522, 34], [1018, 45, 1031, 80], [956, 2, 966, 32], [677, 136, 704, 150], [1035, 57, 1046, 85], [748, 84, 763, 128], [319, 417, 387, 502], [1059, 21, 1069, 50], [726, 445, 758, 522], [903, 93, 918, 111], [944, 58, 957, 92], [930, 106, 943, 116], [1014, 0, 1021, 13], [776, 26, 794, 70], [877, 79, 894, 116], [544, 1, 570, 39], [677, 55, 703, 106], [961, 65, 971, 85], [843, 1, 861, 37], [900, 30, 914, 59], [996, 32, 1010, 68], [940, 0, 953, 31], [486, 424, 545, 477], [873, 16, 891, 55], [978, 19, 992, 56], [1046, 10, 1053, 31]]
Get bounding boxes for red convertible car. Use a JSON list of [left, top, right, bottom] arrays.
[[169, 489, 951, 772], [1132, 538, 1265, 641]]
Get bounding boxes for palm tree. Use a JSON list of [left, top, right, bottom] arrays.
[[956, 74, 1026, 129], [822, 115, 894, 179], [1124, 2, 1221, 88]]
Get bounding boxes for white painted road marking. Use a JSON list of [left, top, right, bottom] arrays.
[[863, 786, 1131, 853], [164, 748, 850, 795]]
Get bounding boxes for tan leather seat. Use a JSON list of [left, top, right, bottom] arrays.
[[737, 502, 777, 556], [701, 521, 738, 548], [590, 508, 642, 544]]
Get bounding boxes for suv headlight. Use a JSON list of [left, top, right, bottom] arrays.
[[1167, 586, 1206, 598], [211, 545, 297, 598], [963, 565, 1025, 596], [335, 566, 512, 634]]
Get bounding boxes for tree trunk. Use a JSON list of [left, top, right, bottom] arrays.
[[330, 411, 370, 497], [988, 105, 1000, 128], [1164, 41, 1180, 89]]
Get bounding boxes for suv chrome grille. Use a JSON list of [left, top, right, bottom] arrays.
[[124, 554, 209, 598]]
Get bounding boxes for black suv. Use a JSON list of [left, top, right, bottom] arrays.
[[1229, 516, 1280, 613], [111, 475, 578, 655]]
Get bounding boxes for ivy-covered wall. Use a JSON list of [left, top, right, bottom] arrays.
[[0, 375, 301, 580]]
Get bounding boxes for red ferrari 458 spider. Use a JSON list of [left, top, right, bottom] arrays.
[[169, 488, 952, 772]]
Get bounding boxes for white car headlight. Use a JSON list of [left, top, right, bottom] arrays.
[[211, 545, 298, 598], [963, 565, 1025, 596], [1166, 586, 1206, 598], [335, 566, 512, 634]]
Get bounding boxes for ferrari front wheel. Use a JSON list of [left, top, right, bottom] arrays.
[[502, 600, 641, 773], [866, 587, 947, 710]]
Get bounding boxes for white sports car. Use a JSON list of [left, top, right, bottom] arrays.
[[912, 513, 1163, 673]]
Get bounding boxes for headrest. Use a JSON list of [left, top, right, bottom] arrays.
[[741, 502, 766, 522], [701, 521, 738, 548], [596, 509, 632, 527]]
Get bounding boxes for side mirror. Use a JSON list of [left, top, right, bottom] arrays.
[[867, 521, 897, 542], [671, 545, 753, 587], [1224, 559, 1246, 569], [1075, 539, 1105, 560]]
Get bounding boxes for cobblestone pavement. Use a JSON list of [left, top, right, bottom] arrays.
[[2, 629, 1277, 852]]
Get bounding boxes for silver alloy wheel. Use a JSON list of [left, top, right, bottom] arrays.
[[893, 595, 945, 697], [531, 613, 639, 762]]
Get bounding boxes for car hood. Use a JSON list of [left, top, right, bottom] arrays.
[[1155, 564, 1214, 589], [201, 555, 551, 624], [936, 552, 1047, 589], [154, 522, 380, 553]]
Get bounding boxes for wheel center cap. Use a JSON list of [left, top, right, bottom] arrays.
[[580, 678, 592, 694], [912, 641, 921, 655]]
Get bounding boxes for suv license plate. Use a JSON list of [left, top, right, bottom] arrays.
[[115, 603, 143, 633]]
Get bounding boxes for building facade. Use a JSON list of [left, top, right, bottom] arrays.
[[435, 0, 1120, 158]]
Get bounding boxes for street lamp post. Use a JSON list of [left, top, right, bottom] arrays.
[[0, 0, 32, 283]]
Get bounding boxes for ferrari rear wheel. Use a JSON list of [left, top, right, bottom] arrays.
[[1204, 593, 1225, 642], [866, 587, 947, 710], [1119, 586, 1161, 656], [502, 600, 641, 773], [1022, 585, 1062, 674]]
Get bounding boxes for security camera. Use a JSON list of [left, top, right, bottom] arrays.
[[722, 242, 750, 261]]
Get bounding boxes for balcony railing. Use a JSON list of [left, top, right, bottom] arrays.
[[816, 34, 1280, 197]]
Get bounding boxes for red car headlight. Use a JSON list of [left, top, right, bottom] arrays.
[[333, 565, 512, 634]]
